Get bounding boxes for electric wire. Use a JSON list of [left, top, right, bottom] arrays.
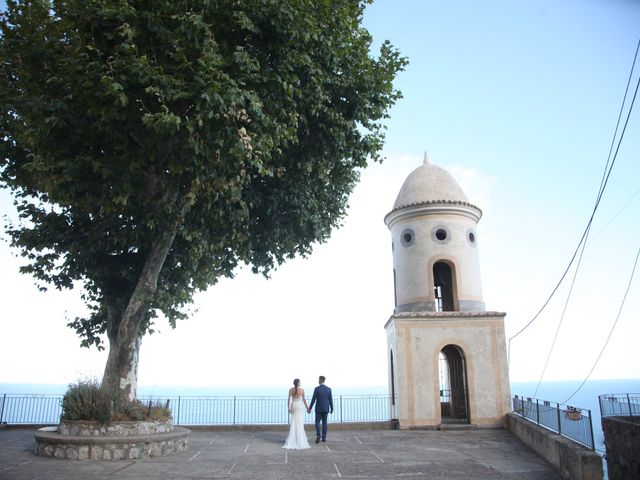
[[532, 223, 592, 398], [507, 37, 640, 361], [590, 186, 640, 243], [597, 37, 640, 198], [545, 43, 640, 401], [529, 63, 640, 392], [527, 38, 640, 401], [536, 184, 640, 397], [561, 244, 640, 405]]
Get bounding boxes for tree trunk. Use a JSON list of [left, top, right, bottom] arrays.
[[102, 316, 143, 404], [101, 223, 179, 405]]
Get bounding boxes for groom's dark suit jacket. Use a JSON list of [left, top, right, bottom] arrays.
[[310, 384, 333, 413]]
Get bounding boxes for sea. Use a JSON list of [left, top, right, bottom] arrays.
[[2, 378, 639, 459]]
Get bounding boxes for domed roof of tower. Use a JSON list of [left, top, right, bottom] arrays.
[[392, 153, 470, 210]]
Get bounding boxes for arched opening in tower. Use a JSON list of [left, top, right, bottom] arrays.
[[433, 261, 455, 311], [439, 345, 469, 423]]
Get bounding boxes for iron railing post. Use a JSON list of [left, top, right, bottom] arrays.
[[233, 396, 237, 425], [536, 399, 540, 425], [628, 394, 633, 418], [556, 402, 562, 436], [598, 395, 604, 419], [340, 396, 343, 423], [177, 397, 181, 425], [587, 409, 595, 451], [0, 394, 5, 424]]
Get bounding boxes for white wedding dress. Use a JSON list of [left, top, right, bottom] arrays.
[[282, 396, 310, 449]]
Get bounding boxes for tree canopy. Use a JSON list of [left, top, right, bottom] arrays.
[[0, 0, 406, 402]]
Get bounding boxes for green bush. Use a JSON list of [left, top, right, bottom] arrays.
[[61, 380, 112, 423], [61, 380, 171, 424]]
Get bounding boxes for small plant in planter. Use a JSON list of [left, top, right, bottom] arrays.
[[512, 397, 525, 415], [111, 398, 172, 422], [62, 380, 171, 424], [564, 406, 582, 421]]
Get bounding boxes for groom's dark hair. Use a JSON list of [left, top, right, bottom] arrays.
[[319, 376, 326, 383]]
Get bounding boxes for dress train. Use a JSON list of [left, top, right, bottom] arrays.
[[283, 397, 310, 449]]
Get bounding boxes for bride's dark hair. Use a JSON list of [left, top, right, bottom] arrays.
[[293, 378, 300, 395]]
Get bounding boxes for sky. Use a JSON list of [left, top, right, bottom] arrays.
[[1, 0, 639, 393]]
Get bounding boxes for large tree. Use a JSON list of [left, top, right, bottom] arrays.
[[0, 0, 406, 405]]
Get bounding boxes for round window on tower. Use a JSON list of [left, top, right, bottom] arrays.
[[400, 228, 415, 247], [467, 228, 477, 247], [431, 225, 450, 244]]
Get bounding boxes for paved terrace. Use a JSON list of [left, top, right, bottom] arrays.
[[0, 426, 561, 479]]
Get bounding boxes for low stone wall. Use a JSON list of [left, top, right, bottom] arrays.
[[34, 421, 190, 460], [506, 412, 603, 480], [58, 419, 173, 436], [601, 416, 640, 480]]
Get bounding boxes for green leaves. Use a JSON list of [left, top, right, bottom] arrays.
[[0, 0, 406, 350], [142, 109, 182, 134], [100, 77, 129, 107]]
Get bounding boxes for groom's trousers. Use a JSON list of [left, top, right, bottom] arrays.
[[315, 412, 328, 440]]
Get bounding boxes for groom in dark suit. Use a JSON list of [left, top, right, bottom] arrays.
[[308, 375, 333, 443]]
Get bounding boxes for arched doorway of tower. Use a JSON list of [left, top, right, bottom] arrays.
[[439, 344, 469, 424], [433, 261, 455, 311]]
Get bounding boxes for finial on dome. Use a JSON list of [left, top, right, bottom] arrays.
[[423, 151, 430, 165]]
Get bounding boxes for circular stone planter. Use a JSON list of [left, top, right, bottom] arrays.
[[34, 420, 190, 460]]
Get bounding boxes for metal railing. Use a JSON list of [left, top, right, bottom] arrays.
[[599, 393, 640, 424], [0, 393, 392, 426], [0, 394, 63, 425], [512, 395, 595, 450], [439, 388, 469, 424]]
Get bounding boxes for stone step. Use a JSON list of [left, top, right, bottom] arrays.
[[436, 423, 478, 431]]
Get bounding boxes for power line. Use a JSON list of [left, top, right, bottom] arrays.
[[597, 36, 640, 201], [538, 184, 640, 394], [590, 186, 640, 243], [520, 37, 640, 399], [562, 244, 640, 405], [508, 36, 640, 354], [533, 223, 591, 398], [543, 47, 640, 399]]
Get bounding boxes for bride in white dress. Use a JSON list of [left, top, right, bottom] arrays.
[[283, 378, 310, 449]]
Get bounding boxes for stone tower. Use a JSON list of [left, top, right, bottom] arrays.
[[384, 154, 510, 428]]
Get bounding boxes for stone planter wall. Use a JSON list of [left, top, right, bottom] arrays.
[[58, 419, 173, 436], [34, 420, 190, 460]]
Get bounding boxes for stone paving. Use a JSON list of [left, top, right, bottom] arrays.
[[0, 426, 562, 479]]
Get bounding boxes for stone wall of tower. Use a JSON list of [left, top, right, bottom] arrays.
[[385, 312, 511, 428]]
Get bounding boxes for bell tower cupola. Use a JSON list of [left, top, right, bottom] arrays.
[[384, 153, 485, 313]]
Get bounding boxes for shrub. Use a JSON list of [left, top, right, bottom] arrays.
[[61, 380, 172, 424], [61, 379, 112, 423]]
